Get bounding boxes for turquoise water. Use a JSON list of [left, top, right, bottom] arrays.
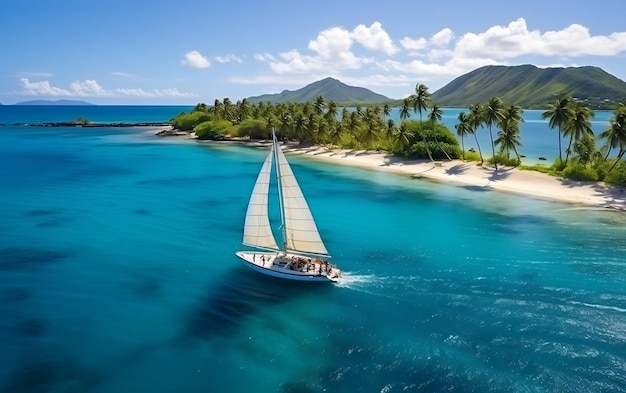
[[387, 108, 614, 164], [1, 107, 626, 392]]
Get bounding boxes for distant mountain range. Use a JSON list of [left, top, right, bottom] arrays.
[[430, 65, 626, 109], [14, 99, 95, 106], [245, 66, 626, 109], [246, 77, 391, 105]]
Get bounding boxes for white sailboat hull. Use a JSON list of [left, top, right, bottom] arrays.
[[236, 251, 340, 282]]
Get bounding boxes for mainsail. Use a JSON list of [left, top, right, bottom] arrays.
[[275, 138, 330, 257], [242, 132, 329, 257]]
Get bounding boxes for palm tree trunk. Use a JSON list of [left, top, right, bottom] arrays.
[[461, 136, 465, 161], [564, 136, 574, 166], [489, 125, 498, 170], [474, 133, 484, 164], [608, 149, 625, 173], [422, 134, 434, 161], [434, 134, 452, 160], [558, 127, 563, 163], [512, 145, 521, 164]]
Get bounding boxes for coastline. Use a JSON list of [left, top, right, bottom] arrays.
[[172, 131, 626, 211], [280, 145, 626, 211]]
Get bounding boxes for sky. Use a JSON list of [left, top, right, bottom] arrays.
[[1, 0, 625, 105]]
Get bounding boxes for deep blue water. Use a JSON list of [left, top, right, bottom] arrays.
[[1, 106, 625, 392]]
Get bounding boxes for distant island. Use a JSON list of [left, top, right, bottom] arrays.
[[242, 66, 626, 110], [14, 99, 95, 106]]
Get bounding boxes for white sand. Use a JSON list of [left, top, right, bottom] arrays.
[[282, 145, 626, 210]]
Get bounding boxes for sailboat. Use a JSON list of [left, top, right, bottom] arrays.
[[235, 130, 341, 282]]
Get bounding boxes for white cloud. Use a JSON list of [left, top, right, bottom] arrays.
[[18, 78, 198, 99], [110, 71, 136, 78], [215, 54, 243, 64], [352, 22, 399, 55], [19, 78, 77, 96], [69, 80, 109, 96], [254, 53, 276, 62], [431, 28, 454, 47], [308, 26, 361, 66], [181, 50, 211, 68], [237, 18, 626, 95], [454, 18, 626, 60], [400, 37, 428, 52]]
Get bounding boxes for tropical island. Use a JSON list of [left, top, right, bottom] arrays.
[[165, 66, 626, 209]]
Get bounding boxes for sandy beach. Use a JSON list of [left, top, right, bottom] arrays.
[[281, 145, 626, 211]]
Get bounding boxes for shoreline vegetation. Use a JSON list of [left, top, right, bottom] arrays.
[[160, 129, 626, 211], [163, 86, 626, 210]]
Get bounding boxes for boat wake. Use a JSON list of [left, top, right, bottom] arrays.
[[334, 273, 424, 297], [333, 272, 378, 289]]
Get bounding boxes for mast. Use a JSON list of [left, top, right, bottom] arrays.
[[272, 130, 288, 254], [274, 131, 330, 257]]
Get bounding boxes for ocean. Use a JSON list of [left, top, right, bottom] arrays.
[[0, 106, 625, 392]]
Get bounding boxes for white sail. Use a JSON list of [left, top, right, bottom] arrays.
[[275, 144, 330, 256], [242, 146, 279, 251]]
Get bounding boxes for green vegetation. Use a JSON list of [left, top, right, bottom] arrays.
[[536, 99, 626, 184], [430, 65, 626, 110], [453, 94, 626, 184], [171, 92, 461, 161], [172, 84, 626, 186]]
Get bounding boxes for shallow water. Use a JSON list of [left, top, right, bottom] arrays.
[[1, 111, 625, 392]]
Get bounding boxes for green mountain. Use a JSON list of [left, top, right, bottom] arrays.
[[430, 65, 626, 109], [246, 77, 391, 105]]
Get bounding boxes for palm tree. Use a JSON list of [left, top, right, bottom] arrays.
[[314, 95, 326, 115], [394, 122, 415, 152], [427, 104, 443, 124], [346, 111, 361, 142], [599, 106, 626, 172], [222, 97, 235, 122], [428, 104, 451, 160], [542, 96, 573, 163], [412, 83, 431, 122], [292, 112, 308, 143], [192, 103, 208, 112], [400, 98, 412, 121], [455, 111, 472, 160], [411, 84, 434, 161], [385, 118, 397, 139], [325, 101, 338, 124], [468, 104, 485, 164], [563, 103, 594, 166], [496, 104, 524, 163], [212, 99, 224, 119], [237, 98, 251, 122], [383, 104, 391, 121], [361, 108, 382, 148], [484, 96, 505, 170]]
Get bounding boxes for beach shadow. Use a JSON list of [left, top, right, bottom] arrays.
[[559, 180, 626, 210], [380, 156, 427, 167], [445, 163, 472, 176], [486, 166, 514, 182]]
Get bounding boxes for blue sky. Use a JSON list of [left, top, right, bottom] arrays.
[[1, 0, 625, 105]]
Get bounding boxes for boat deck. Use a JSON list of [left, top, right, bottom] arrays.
[[236, 251, 340, 282]]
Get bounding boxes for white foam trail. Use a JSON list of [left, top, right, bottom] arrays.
[[334, 272, 378, 289]]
